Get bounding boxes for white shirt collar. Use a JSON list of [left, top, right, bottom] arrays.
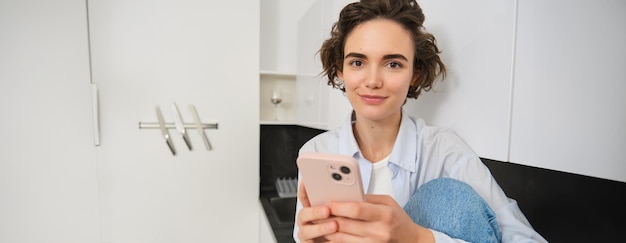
[[337, 109, 419, 173]]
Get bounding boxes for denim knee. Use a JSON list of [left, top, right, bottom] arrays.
[[403, 178, 502, 243]]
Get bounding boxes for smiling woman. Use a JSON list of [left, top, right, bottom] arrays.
[[293, 0, 547, 242], [339, 19, 416, 129]]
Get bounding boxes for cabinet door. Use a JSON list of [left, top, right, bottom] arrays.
[[88, 1, 260, 242], [0, 1, 101, 242], [404, 0, 517, 162], [510, 0, 626, 182], [296, 0, 355, 130], [297, 0, 326, 129]]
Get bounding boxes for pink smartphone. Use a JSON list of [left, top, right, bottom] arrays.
[[296, 152, 365, 207]]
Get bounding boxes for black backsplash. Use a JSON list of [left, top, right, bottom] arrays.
[[482, 158, 626, 242], [259, 125, 626, 242], [259, 125, 325, 193]]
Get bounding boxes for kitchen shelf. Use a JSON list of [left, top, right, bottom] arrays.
[[260, 70, 296, 79], [259, 120, 297, 125]]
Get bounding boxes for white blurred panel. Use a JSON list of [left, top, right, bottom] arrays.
[[0, 1, 100, 242], [511, 0, 626, 182], [407, 0, 517, 161]]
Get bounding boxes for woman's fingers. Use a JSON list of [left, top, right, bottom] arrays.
[[327, 202, 380, 222], [325, 231, 366, 243], [327, 195, 398, 221], [364, 194, 397, 206], [298, 220, 337, 242], [297, 206, 337, 241], [297, 183, 340, 241], [298, 182, 311, 207], [332, 210, 391, 239], [322, 195, 404, 240], [297, 206, 330, 226], [326, 195, 428, 242]]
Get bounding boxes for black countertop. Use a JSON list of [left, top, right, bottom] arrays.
[[260, 191, 296, 243], [259, 125, 325, 243]]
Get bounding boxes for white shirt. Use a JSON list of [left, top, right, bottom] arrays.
[[294, 110, 547, 243], [367, 155, 394, 196]]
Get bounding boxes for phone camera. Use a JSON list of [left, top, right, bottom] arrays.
[[340, 166, 351, 174], [332, 173, 342, 181]]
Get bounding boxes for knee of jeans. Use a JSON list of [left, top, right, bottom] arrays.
[[409, 178, 488, 212], [405, 178, 501, 243], [419, 178, 475, 196]]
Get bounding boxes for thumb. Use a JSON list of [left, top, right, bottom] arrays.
[[298, 181, 311, 207], [364, 194, 398, 207]]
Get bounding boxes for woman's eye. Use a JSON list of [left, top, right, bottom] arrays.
[[349, 60, 363, 67], [388, 62, 402, 69]]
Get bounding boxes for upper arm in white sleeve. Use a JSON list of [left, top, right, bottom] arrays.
[[496, 199, 548, 243]]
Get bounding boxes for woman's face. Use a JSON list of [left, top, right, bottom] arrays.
[[338, 19, 416, 123]]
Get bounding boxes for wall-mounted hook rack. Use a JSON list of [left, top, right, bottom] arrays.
[[140, 104, 217, 155], [138, 122, 218, 130]]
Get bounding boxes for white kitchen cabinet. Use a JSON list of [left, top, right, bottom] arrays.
[[410, 0, 626, 182], [261, 0, 355, 128], [405, 0, 516, 162], [260, 0, 317, 124], [296, 0, 354, 130], [88, 0, 260, 242], [510, 0, 626, 182], [259, 71, 297, 123], [0, 1, 101, 242]]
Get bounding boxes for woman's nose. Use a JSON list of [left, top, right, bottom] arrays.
[[365, 68, 383, 88]]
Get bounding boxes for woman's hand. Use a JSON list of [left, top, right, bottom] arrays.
[[296, 182, 339, 243], [324, 195, 435, 243]]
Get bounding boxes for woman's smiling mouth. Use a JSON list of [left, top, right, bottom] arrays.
[[360, 94, 387, 105]]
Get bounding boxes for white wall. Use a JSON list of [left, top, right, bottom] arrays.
[[408, 0, 516, 163], [0, 1, 103, 242], [261, 0, 317, 74], [510, 0, 626, 182]]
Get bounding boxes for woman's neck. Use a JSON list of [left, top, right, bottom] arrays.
[[353, 111, 402, 163]]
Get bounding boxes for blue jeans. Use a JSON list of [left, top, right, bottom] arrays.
[[403, 178, 502, 243]]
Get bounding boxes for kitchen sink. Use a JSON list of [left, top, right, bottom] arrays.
[[261, 196, 297, 224], [268, 197, 296, 223], [260, 196, 297, 243]]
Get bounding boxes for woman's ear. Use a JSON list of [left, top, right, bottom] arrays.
[[410, 71, 420, 86], [337, 70, 344, 81]]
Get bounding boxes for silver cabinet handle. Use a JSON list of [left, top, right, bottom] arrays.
[[189, 105, 213, 151], [156, 107, 176, 155], [91, 83, 100, 146], [172, 102, 192, 150]]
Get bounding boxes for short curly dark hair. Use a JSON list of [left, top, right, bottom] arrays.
[[319, 0, 446, 99]]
